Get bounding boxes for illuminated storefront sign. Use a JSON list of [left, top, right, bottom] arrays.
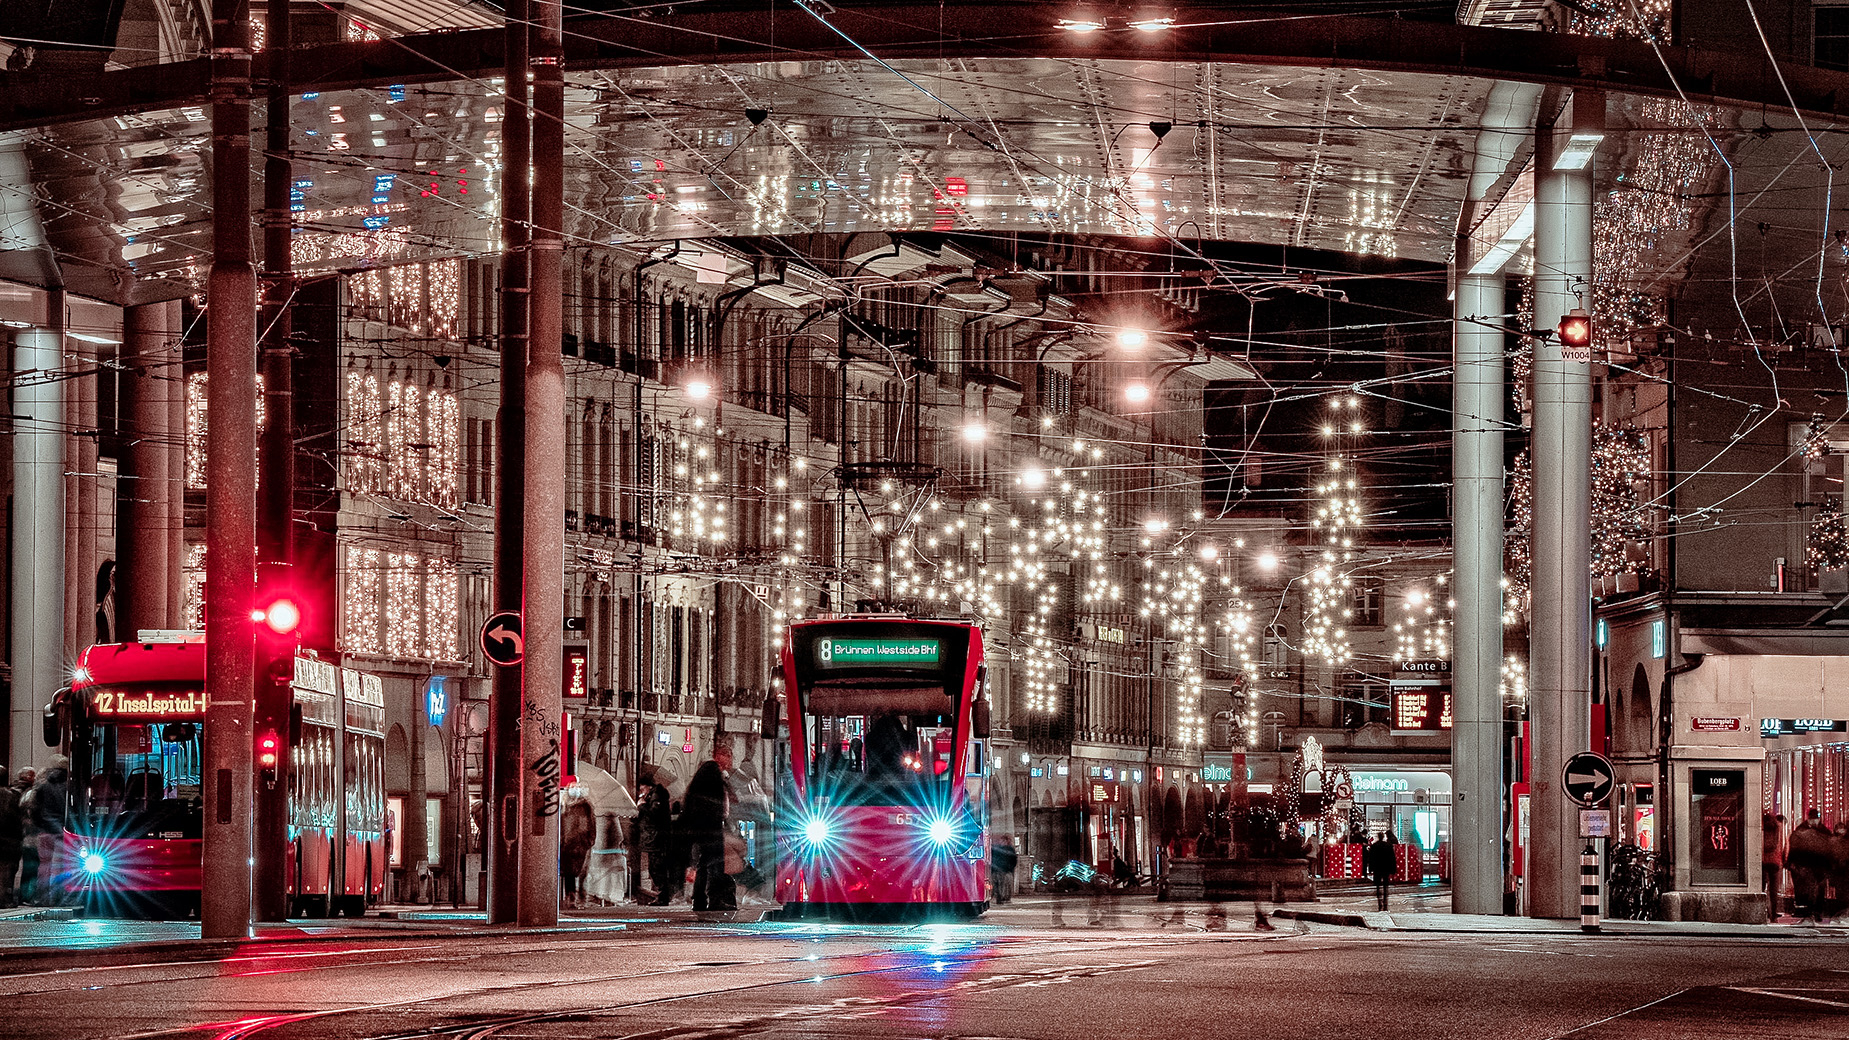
[[1761, 717, 1848, 737]]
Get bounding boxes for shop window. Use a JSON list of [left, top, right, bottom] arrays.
[[1820, 6, 1849, 71], [1350, 577, 1384, 627]]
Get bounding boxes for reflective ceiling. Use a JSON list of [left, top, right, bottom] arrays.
[[8, 46, 1837, 324]]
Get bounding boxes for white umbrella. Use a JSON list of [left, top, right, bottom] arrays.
[[570, 763, 639, 818]]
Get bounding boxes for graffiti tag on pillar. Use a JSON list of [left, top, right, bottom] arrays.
[[523, 699, 560, 737], [532, 738, 562, 834]]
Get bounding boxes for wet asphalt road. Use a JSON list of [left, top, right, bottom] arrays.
[[0, 898, 1845, 1040]]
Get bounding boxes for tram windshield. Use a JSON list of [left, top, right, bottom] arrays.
[[802, 686, 958, 805], [73, 719, 204, 834]]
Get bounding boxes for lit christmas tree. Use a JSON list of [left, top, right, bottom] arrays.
[[1811, 498, 1849, 571]]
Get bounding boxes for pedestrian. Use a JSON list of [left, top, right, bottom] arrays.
[[28, 757, 70, 906], [639, 782, 680, 905], [13, 768, 36, 905], [1789, 809, 1831, 922], [990, 836, 1018, 904], [1762, 812, 1787, 918], [559, 796, 595, 909], [0, 768, 20, 908], [1830, 822, 1849, 922], [1365, 832, 1395, 911], [682, 743, 736, 912]]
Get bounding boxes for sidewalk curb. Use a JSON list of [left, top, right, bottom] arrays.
[[1271, 909, 1376, 929], [0, 917, 638, 973]]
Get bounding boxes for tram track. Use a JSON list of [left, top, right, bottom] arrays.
[[89, 928, 1285, 1040]]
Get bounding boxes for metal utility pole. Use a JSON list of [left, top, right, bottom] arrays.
[[203, 0, 258, 939], [519, 0, 566, 926], [486, 0, 531, 925], [1528, 99, 1597, 920], [1451, 268, 1506, 915], [253, 0, 295, 924]]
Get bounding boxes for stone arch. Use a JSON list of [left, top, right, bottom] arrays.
[[1628, 663, 1654, 751]]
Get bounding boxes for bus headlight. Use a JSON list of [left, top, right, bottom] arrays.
[[927, 819, 956, 846], [80, 851, 107, 876]]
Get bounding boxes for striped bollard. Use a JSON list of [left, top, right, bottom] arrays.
[[1580, 843, 1601, 934]]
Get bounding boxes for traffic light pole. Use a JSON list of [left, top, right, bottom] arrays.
[[253, 0, 296, 924], [486, 0, 530, 925], [519, 0, 566, 926], [203, 0, 258, 939]]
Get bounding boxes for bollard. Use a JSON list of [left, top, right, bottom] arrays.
[[1580, 843, 1601, 934]]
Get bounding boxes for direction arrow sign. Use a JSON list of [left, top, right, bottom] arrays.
[[1561, 751, 1615, 808], [480, 611, 525, 667]]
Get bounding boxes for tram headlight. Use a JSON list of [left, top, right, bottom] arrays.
[[80, 851, 107, 876], [927, 819, 956, 847], [802, 817, 831, 847]]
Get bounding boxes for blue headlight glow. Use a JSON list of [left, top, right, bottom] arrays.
[[81, 851, 107, 876], [928, 819, 955, 846], [802, 818, 830, 846]]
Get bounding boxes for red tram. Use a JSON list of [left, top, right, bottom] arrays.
[[772, 616, 992, 918], [45, 637, 387, 918]]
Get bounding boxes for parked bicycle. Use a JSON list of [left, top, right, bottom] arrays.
[[1606, 842, 1665, 920]]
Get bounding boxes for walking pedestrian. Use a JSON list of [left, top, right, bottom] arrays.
[[13, 768, 36, 905], [560, 796, 595, 909], [1365, 832, 1396, 911], [28, 757, 70, 906], [1789, 809, 1831, 922], [989, 836, 1018, 904], [682, 743, 736, 912], [639, 782, 680, 905], [0, 768, 21, 908], [1762, 812, 1787, 919]]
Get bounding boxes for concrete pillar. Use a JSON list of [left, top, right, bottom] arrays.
[[66, 330, 97, 656], [1451, 270, 1506, 915], [201, 0, 258, 938], [11, 327, 66, 772], [120, 301, 181, 637], [518, 0, 566, 926], [166, 300, 186, 626], [486, 0, 530, 925], [1527, 114, 1596, 920]]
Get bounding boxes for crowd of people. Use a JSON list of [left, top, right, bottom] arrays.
[[1761, 808, 1849, 922], [619, 744, 751, 913], [0, 759, 71, 908]]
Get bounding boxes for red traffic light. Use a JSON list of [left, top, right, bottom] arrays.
[[1557, 308, 1592, 350], [252, 597, 302, 635], [257, 734, 279, 770]]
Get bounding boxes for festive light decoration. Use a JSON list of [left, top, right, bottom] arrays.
[[1804, 416, 1831, 461], [1506, 423, 1653, 618], [345, 367, 459, 505], [183, 544, 207, 631], [1303, 398, 1363, 664], [1501, 654, 1527, 710], [342, 547, 461, 659], [385, 552, 421, 658], [1589, 425, 1652, 577], [1811, 498, 1849, 571], [1392, 587, 1451, 663], [343, 547, 383, 654], [184, 373, 266, 490], [1589, 99, 1718, 353]]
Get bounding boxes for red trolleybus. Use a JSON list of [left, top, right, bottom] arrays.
[[773, 616, 992, 918], [45, 638, 387, 918]]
